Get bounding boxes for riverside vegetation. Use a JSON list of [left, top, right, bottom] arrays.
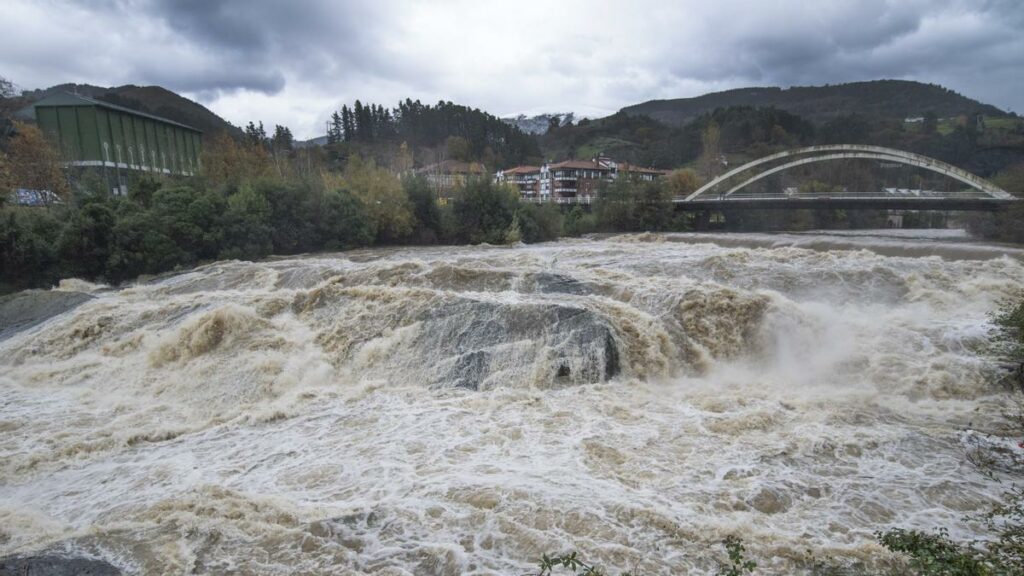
[[3, 115, 1020, 295], [0, 117, 712, 293]]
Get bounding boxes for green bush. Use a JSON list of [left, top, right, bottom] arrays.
[[450, 178, 519, 244], [317, 188, 375, 250], [517, 202, 563, 243], [0, 206, 62, 289], [564, 206, 597, 237]]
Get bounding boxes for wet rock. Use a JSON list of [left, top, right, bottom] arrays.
[[422, 299, 620, 389], [529, 272, 590, 295], [0, 290, 94, 341], [747, 487, 792, 514], [300, 284, 622, 390], [0, 555, 120, 576], [451, 350, 491, 390]]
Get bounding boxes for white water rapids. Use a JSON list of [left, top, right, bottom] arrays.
[[1, 230, 1023, 575]]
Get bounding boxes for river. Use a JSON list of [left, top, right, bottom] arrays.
[[1, 230, 1023, 574]]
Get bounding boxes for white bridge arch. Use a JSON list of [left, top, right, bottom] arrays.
[[683, 144, 1013, 201]]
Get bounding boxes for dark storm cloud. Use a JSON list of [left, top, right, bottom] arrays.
[[132, 60, 287, 97], [2, 0, 1022, 137], [136, 0, 388, 94], [661, 1, 1014, 86], [25, 0, 402, 97]]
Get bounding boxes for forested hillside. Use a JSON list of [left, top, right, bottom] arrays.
[[540, 103, 1024, 180], [622, 80, 1008, 127]]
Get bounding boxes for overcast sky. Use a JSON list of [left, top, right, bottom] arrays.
[[3, 0, 1022, 139]]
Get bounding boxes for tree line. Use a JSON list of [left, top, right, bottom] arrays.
[[325, 98, 541, 168]]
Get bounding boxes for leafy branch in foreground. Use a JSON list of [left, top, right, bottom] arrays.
[[531, 537, 758, 576], [993, 297, 1024, 388], [532, 551, 621, 576], [719, 535, 757, 576], [876, 528, 992, 575]]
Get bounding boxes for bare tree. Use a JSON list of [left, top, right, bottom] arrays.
[[0, 76, 18, 99], [0, 76, 22, 144], [6, 121, 70, 200]]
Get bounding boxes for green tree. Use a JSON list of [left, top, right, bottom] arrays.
[[403, 175, 442, 244], [56, 195, 117, 278], [127, 176, 162, 208], [264, 180, 321, 254], [341, 156, 414, 243], [504, 211, 523, 244], [220, 182, 273, 260], [563, 205, 596, 236], [271, 125, 294, 154], [446, 136, 472, 162], [516, 202, 563, 243], [0, 206, 61, 289], [244, 121, 268, 148], [148, 185, 225, 264], [317, 188, 374, 250], [0, 150, 11, 202], [665, 168, 700, 198], [450, 178, 518, 244], [594, 178, 636, 232], [328, 112, 343, 145], [632, 180, 672, 231]]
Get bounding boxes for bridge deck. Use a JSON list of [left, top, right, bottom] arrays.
[[673, 197, 1016, 212]]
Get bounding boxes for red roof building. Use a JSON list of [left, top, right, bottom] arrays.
[[495, 165, 542, 198]]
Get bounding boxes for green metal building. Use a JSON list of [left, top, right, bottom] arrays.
[[23, 92, 202, 188]]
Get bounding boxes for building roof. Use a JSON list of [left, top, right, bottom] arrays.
[[501, 165, 541, 174], [24, 92, 202, 133], [548, 159, 610, 171]]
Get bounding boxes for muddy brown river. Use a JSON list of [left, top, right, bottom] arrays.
[[2, 230, 1023, 574]]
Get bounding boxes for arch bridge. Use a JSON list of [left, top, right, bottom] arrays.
[[674, 145, 1016, 212]]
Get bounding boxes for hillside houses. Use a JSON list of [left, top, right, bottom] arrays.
[[496, 155, 667, 203]]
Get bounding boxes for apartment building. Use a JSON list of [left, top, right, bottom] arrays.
[[494, 165, 541, 198], [497, 155, 668, 203]]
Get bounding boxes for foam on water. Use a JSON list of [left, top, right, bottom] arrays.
[[1, 231, 1022, 574]]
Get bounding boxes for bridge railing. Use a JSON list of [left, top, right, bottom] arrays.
[[710, 189, 998, 201]]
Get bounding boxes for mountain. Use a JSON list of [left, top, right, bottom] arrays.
[[19, 83, 239, 136], [503, 113, 578, 135], [294, 135, 329, 149], [621, 80, 1008, 127]]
